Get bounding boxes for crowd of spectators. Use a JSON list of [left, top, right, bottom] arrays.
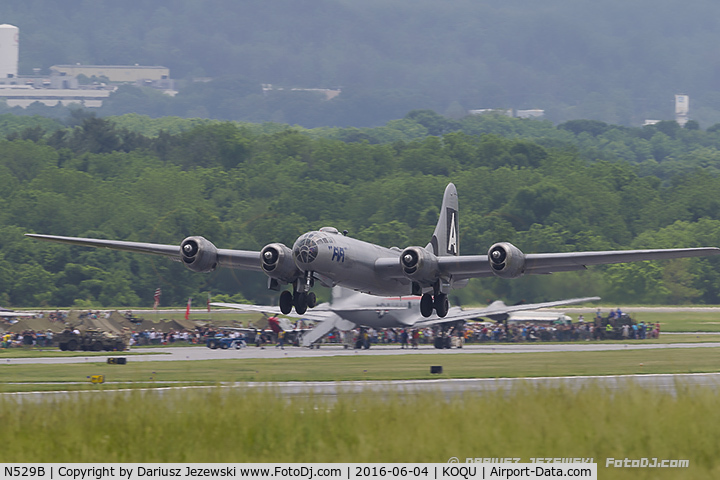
[[319, 309, 661, 347], [1, 330, 54, 348], [1, 308, 662, 349]]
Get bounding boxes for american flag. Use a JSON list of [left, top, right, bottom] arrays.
[[153, 287, 161, 310]]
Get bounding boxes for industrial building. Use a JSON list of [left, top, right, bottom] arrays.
[[0, 23, 173, 108], [49, 64, 171, 84]]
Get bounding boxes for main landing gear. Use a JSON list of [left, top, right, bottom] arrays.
[[279, 290, 317, 314], [420, 292, 449, 318], [279, 271, 317, 315]]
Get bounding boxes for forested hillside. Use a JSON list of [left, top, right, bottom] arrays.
[[2, 1, 720, 127], [2, 112, 720, 308]]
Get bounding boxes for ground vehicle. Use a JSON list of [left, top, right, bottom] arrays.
[[57, 329, 127, 351], [206, 334, 246, 350]]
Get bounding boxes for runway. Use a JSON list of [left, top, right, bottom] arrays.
[[4, 341, 720, 364], [235, 372, 720, 395], [3, 373, 720, 401]]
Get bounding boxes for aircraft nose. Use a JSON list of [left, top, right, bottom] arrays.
[[292, 234, 319, 265]]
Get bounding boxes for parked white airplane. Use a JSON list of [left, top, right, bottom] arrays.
[[212, 287, 600, 348], [0, 308, 36, 318]]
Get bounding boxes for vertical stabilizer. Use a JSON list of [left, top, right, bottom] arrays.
[[426, 183, 459, 257], [330, 285, 363, 304]]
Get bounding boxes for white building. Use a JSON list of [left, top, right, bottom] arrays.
[[675, 94, 689, 126], [0, 24, 19, 79], [0, 85, 112, 108]]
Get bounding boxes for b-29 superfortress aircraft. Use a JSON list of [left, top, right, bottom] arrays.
[[26, 183, 720, 318]]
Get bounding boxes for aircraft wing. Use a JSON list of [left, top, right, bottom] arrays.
[[210, 302, 332, 322], [330, 305, 408, 313], [0, 311, 37, 317], [412, 296, 601, 327], [436, 247, 720, 280], [25, 234, 263, 272]]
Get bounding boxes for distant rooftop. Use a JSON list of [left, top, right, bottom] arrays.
[[51, 64, 168, 70], [50, 64, 170, 83]]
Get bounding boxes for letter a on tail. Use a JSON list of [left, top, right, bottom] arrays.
[[428, 183, 459, 257]]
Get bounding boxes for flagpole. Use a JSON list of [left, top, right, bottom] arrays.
[[153, 287, 162, 323], [207, 291, 212, 325]]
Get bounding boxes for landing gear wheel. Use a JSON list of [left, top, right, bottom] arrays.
[[434, 293, 449, 317], [279, 290, 293, 315], [294, 292, 308, 315], [420, 293, 434, 317], [307, 292, 317, 309]]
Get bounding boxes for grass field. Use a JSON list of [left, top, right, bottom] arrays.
[[2, 346, 720, 391], [4, 307, 720, 477], [0, 385, 717, 479], [619, 310, 720, 332]]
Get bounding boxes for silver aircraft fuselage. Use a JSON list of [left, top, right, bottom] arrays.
[[291, 229, 411, 295]]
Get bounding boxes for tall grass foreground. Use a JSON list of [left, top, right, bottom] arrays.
[[1, 384, 718, 478]]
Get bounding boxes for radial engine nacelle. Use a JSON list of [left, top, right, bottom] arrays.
[[260, 243, 300, 283], [180, 236, 218, 273], [400, 246, 439, 285], [488, 242, 526, 279]]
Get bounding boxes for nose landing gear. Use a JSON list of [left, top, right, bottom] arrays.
[[279, 271, 317, 315]]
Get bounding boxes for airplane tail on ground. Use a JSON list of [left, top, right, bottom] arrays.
[[300, 314, 343, 347], [330, 285, 360, 301], [426, 183, 459, 257]]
